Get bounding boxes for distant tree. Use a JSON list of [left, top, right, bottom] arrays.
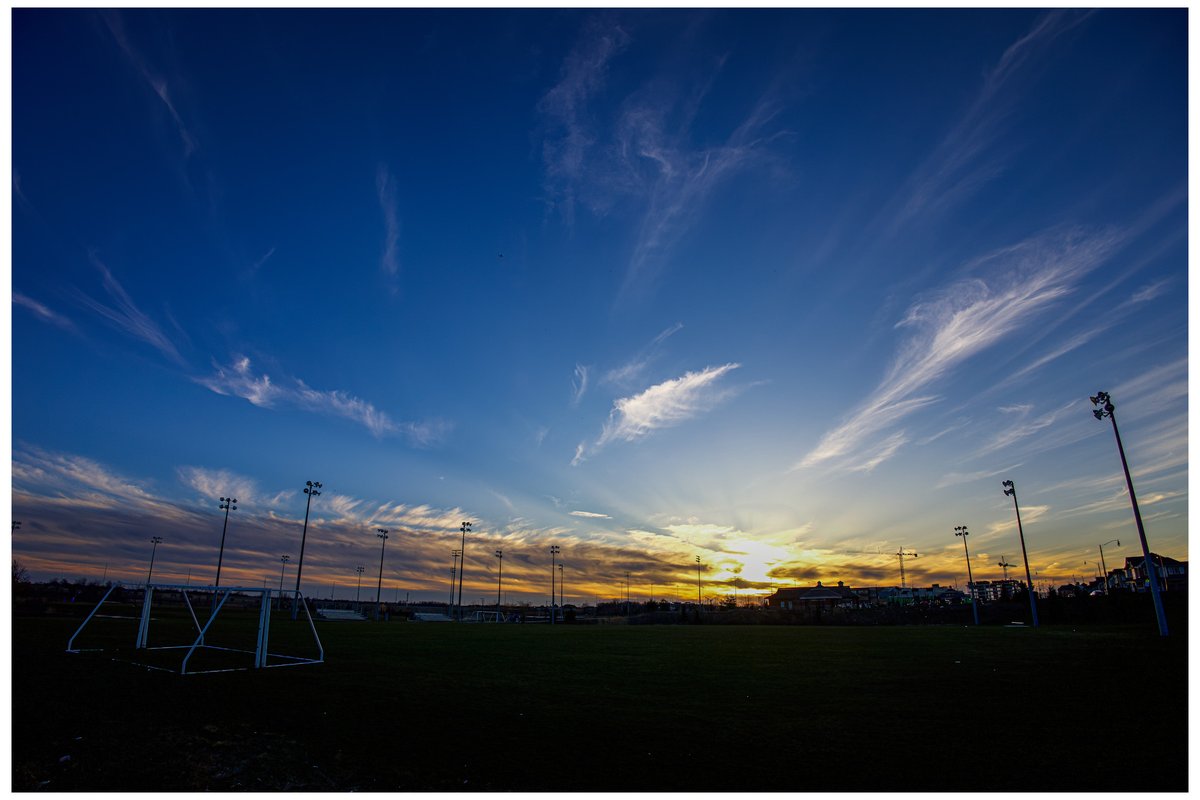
[[12, 559, 29, 585]]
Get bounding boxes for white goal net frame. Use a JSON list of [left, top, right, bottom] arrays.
[[66, 583, 325, 675]]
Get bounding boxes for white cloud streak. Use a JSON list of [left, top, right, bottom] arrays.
[[78, 253, 185, 364], [376, 163, 401, 283], [574, 363, 741, 464], [197, 356, 451, 445], [101, 11, 196, 157], [603, 322, 683, 388], [796, 228, 1119, 472], [570, 363, 590, 406], [569, 510, 611, 519], [13, 292, 75, 331], [888, 11, 1089, 232]]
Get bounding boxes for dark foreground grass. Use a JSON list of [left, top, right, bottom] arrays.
[[12, 613, 1187, 791]]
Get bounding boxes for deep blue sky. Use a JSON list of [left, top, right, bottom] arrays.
[[10, 9, 1188, 601]]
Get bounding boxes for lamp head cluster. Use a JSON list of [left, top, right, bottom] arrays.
[[461, 521, 472, 533], [1090, 391, 1114, 420], [495, 549, 503, 558], [1001, 479, 1015, 497], [954, 525, 969, 537], [151, 536, 163, 545], [281, 554, 290, 563], [549, 545, 560, 555], [304, 481, 322, 496], [219, 497, 237, 510], [377, 528, 389, 540], [356, 565, 365, 574]]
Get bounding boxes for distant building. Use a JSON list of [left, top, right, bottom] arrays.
[[1114, 553, 1187, 592], [766, 581, 968, 609]]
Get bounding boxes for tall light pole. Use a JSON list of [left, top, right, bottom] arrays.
[[450, 549, 461, 613], [955, 525, 980, 626], [696, 556, 702, 606], [549, 545, 560, 625], [214, 497, 237, 588], [375, 529, 389, 611], [495, 549, 503, 616], [1091, 391, 1167, 636], [292, 480, 322, 620], [1001, 480, 1039, 627], [558, 563, 565, 610], [355, 564, 366, 603], [1097, 539, 1120, 595], [278, 555, 290, 610], [146, 536, 163, 585], [456, 521, 471, 621]]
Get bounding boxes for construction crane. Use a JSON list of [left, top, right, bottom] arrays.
[[894, 548, 918, 589], [997, 556, 1015, 582]]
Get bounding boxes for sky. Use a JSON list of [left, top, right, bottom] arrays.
[[8, 8, 1189, 604]]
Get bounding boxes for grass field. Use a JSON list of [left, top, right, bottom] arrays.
[[12, 610, 1188, 791]]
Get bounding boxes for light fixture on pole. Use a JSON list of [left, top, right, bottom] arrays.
[[495, 549, 503, 616], [278, 555, 290, 610], [1097, 539, 1120, 595], [146, 536, 163, 585], [292, 481, 322, 619], [375, 529, 389, 611], [558, 563, 565, 611], [695, 556, 702, 606], [12, 521, 20, 533], [355, 565, 366, 603], [1001, 480, 1039, 628], [549, 545, 560, 625], [954, 525, 980, 626], [1091, 391, 1167, 636], [214, 497, 237, 588], [456, 522, 471, 622]]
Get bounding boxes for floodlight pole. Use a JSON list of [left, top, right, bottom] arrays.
[[1001, 480, 1039, 627], [559, 563, 565, 611], [375, 529, 389, 612], [214, 497, 238, 589], [1091, 391, 1167, 636], [146, 536, 163, 585], [278, 555, 290, 610], [495, 549, 503, 616], [450, 550, 461, 612], [955, 526, 980, 625], [293, 481, 322, 620], [1097, 540, 1119, 595], [696, 556, 702, 606], [550, 545, 560, 624], [355, 565, 365, 603], [456, 522, 471, 621]]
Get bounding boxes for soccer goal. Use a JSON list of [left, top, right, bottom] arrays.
[[66, 583, 325, 675]]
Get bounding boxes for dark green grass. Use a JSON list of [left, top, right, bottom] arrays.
[[13, 613, 1187, 791]]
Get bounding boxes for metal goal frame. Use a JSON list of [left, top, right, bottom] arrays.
[[66, 583, 325, 675]]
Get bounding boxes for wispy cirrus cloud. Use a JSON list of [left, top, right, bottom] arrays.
[[570, 363, 590, 406], [100, 10, 196, 158], [197, 355, 451, 445], [376, 163, 401, 286], [574, 362, 741, 464], [887, 11, 1090, 233], [978, 400, 1077, 457], [13, 292, 76, 331], [570, 510, 611, 519], [538, 18, 631, 226], [539, 19, 789, 302], [176, 466, 293, 509], [796, 227, 1119, 473], [602, 322, 683, 388], [78, 253, 185, 364]]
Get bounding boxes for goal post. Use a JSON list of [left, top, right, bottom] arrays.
[[66, 583, 325, 675]]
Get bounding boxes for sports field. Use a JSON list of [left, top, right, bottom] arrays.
[[11, 611, 1187, 791]]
